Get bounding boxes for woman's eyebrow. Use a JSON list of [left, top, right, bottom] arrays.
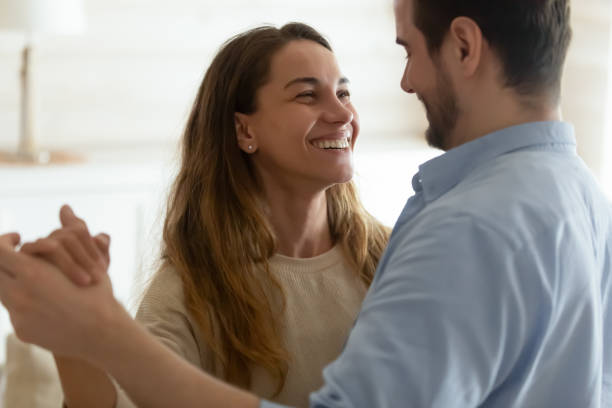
[[284, 77, 318, 89], [284, 76, 350, 89]]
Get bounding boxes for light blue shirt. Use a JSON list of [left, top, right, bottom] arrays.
[[262, 121, 612, 408]]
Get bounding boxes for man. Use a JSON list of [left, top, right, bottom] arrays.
[[0, 0, 610, 407]]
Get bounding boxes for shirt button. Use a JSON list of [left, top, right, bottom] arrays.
[[412, 173, 423, 192]]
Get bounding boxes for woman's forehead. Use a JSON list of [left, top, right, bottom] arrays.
[[268, 40, 343, 84]]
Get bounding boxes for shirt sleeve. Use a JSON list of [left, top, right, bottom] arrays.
[[303, 214, 534, 408], [114, 267, 206, 408]]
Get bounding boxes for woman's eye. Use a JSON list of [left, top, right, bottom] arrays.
[[296, 91, 315, 99]]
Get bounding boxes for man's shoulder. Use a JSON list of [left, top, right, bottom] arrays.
[[403, 150, 600, 249]]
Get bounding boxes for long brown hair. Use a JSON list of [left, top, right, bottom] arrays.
[[161, 22, 390, 395]]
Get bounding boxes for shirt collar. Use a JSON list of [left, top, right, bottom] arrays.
[[414, 121, 577, 203]]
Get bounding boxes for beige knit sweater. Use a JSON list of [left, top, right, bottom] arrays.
[[114, 245, 367, 408]]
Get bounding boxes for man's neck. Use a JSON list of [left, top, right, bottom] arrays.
[[448, 91, 562, 150]]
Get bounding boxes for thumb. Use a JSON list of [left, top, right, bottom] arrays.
[[0, 233, 21, 250], [59, 205, 87, 229]]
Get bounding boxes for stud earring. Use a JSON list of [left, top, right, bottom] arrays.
[[248, 145, 253, 150]]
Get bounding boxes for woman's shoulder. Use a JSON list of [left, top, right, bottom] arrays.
[[135, 263, 189, 325], [140, 263, 185, 304], [134, 263, 209, 372]]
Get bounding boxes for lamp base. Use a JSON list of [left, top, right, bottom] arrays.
[[0, 149, 86, 165]]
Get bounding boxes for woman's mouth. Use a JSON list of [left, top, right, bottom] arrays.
[[311, 137, 351, 150]]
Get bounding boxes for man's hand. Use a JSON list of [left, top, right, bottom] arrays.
[[20, 205, 110, 286]]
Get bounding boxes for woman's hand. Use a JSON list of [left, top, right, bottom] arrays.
[[20, 205, 110, 286]]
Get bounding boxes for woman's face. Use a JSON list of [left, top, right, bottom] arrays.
[[236, 39, 359, 193]]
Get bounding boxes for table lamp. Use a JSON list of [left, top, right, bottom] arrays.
[[0, 0, 86, 164]]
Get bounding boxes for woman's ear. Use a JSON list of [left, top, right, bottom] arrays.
[[235, 113, 258, 154]]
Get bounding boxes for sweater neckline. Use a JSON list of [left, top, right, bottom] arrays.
[[269, 244, 345, 274]]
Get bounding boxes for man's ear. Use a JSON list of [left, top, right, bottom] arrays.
[[448, 16, 483, 78], [235, 113, 258, 154]]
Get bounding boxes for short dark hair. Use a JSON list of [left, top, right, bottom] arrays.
[[413, 0, 572, 101]]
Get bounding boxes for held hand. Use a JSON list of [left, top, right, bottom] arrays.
[[60, 205, 111, 266], [0, 239, 119, 360], [20, 205, 110, 286]]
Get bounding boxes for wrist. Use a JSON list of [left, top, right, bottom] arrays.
[[82, 299, 132, 368]]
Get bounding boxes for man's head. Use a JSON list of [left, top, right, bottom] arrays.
[[394, 0, 572, 150]]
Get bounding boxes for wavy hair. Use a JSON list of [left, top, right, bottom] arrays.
[[161, 22, 390, 396]]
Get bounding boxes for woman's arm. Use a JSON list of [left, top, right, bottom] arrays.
[[54, 357, 117, 408]]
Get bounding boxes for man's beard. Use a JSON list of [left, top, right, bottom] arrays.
[[421, 64, 459, 151]]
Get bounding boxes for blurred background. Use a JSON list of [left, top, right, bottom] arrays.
[[0, 0, 611, 363]]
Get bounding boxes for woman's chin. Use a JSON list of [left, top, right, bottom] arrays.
[[325, 168, 355, 186]]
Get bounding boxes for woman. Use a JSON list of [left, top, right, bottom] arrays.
[[13, 22, 389, 407]]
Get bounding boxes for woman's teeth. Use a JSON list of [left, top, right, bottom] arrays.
[[312, 138, 350, 149]]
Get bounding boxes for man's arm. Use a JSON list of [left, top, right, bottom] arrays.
[[94, 304, 261, 408]]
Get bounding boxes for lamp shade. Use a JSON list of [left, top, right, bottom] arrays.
[[0, 0, 86, 34]]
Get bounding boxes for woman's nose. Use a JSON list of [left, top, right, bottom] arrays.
[[322, 97, 354, 125]]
